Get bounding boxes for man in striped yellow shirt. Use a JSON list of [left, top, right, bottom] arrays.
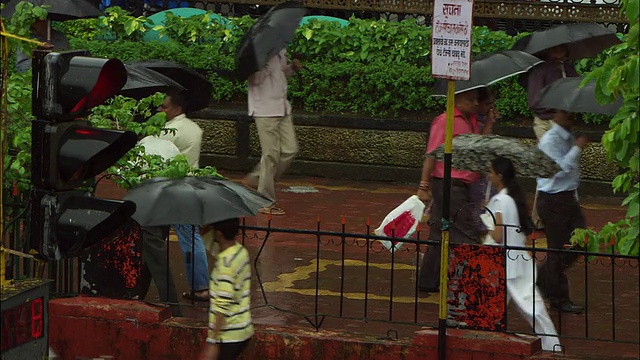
[[199, 218, 253, 360]]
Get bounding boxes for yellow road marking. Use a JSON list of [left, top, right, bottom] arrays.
[[261, 259, 438, 304]]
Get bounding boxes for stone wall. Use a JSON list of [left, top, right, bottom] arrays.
[[194, 109, 620, 196]]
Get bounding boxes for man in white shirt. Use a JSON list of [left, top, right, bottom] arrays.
[[536, 110, 588, 314], [243, 49, 302, 216], [157, 91, 203, 168], [157, 91, 209, 301]]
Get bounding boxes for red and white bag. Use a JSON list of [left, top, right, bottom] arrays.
[[374, 195, 425, 252]]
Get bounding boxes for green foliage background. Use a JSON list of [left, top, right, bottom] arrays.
[[55, 9, 587, 122], [3, 5, 636, 255]]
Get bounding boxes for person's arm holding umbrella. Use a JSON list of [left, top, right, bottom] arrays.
[[538, 115, 589, 175], [282, 54, 303, 77]]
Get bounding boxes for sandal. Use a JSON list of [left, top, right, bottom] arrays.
[[259, 206, 285, 215], [182, 290, 209, 302]]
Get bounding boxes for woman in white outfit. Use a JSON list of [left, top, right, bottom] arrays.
[[486, 156, 560, 352]]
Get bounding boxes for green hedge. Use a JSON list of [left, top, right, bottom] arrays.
[[62, 15, 606, 121]]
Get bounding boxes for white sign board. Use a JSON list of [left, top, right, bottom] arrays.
[[431, 0, 474, 80]]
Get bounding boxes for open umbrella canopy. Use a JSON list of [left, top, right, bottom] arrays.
[[123, 177, 272, 227], [127, 60, 213, 111], [511, 23, 621, 61], [433, 50, 543, 96], [120, 64, 185, 100], [427, 134, 561, 178], [2, 0, 102, 21], [235, 1, 307, 80], [537, 76, 623, 115]]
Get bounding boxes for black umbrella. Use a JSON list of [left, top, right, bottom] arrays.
[[1, 0, 102, 21], [122, 177, 272, 227], [120, 64, 185, 100], [512, 23, 621, 61], [235, 1, 307, 80], [127, 60, 213, 112], [537, 76, 623, 115], [433, 50, 543, 96]]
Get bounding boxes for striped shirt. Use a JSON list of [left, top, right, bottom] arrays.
[[207, 242, 254, 344]]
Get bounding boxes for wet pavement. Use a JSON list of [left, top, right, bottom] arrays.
[[95, 172, 639, 359]]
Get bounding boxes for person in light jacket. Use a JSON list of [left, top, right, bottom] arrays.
[[243, 49, 302, 216]]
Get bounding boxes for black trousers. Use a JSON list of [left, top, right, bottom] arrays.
[[536, 190, 585, 306], [218, 339, 251, 360], [138, 226, 182, 316], [419, 177, 479, 290]]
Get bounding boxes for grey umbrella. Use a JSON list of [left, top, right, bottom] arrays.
[[127, 60, 213, 112], [511, 23, 621, 61], [433, 50, 543, 96], [427, 134, 561, 178], [537, 76, 623, 115], [123, 177, 272, 227]]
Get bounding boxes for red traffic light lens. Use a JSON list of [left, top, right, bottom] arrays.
[[69, 58, 128, 114]]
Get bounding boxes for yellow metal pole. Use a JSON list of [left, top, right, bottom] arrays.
[[0, 247, 7, 287], [437, 80, 456, 360]]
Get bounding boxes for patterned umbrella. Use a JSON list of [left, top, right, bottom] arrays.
[[426, 134, 560, 178]]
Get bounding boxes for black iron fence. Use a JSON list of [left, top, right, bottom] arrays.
[[3, 204, 638, 351], [239, 218, 639, 350]]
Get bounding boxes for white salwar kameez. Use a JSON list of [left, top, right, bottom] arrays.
[[487, 188, 561, 351]]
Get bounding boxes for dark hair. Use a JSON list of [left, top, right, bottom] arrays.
[[477, 87, 494, 104], [210, 217, 240, 240], [491, 156, 533, 235], [167, 89, 188, 113]]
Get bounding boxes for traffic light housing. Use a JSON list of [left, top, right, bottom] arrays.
[[30, 49, 137, 261], [32, 50, 128, 121]]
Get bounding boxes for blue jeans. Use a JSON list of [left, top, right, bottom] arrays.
[[173, 224, 209, 292]]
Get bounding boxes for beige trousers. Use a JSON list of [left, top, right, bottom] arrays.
[[533, 116, 554, 141], [531, 116, 554, 228], [248, 114, 298, 203]]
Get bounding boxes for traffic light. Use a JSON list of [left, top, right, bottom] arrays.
[[30, 49, 137, 261]]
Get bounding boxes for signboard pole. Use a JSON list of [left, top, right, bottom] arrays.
[[431, 1, 473, 359], [438, 80, 456, 360]]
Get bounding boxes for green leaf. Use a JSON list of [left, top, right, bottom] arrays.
[[624, 0, 639, 23], [627, 199, 639, 218]]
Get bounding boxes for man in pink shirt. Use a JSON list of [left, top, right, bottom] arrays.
[[243, 49, 302, 215], [417, 89, 481, 292]]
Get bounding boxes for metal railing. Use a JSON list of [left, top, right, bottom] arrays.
[[3, 200, 638, 350], [240, 217, 639, 349], [92, 0, 628, 33]]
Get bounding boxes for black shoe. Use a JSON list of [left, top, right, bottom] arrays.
[[553, 302, 584, 314], [418, 287, 439, 293]]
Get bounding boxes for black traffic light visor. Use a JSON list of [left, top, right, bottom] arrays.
[[56, 124, 137, 184]]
